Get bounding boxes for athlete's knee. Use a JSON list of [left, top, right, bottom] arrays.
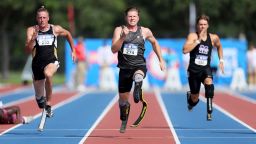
[[133, 72, 144, 103], [205, 84, 214, 98], [204, 77, 213, 84], [133, 72, 144, 83], [133, 72, 144, 89], [44, 71, 53, 79]]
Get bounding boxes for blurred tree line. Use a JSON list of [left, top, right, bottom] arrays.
[[1, 0, 256, 79]]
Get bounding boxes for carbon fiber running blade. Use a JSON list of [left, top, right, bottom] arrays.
[[38, 108, 47, 132], [130, 101, 147, 127]]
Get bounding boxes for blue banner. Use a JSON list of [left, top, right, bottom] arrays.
[[65, 38, 247, 88]]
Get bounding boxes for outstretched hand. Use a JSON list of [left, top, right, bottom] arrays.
[[71, 51, 76, 62], [159, 60, 166, 71], [219, 62, 224, 74]]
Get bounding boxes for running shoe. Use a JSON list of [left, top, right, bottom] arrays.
[[45, 105, 53, 118]]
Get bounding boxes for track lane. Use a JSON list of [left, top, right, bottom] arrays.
[[0, 84, 32, 97], [0, 89, 78, 134], [214, 91, 256, 130], [0, 92, 116, 144], [161, 91, 256, 144], [84, 92, 177, 144]]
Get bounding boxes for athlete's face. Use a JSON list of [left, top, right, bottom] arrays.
[[125, 10, 139, 27], [197, 19, 209, 33], [36, 11, 49, 28]]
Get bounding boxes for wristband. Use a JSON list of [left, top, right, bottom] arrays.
[[219, 59, 224, 63]]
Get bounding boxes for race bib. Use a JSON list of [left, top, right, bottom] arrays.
[[195, 55, 208, 66], [123, 43, 138, 56], [37, 34, 54, 46]]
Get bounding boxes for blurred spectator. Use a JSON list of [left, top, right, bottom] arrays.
[[163, 48, 182, 90], [210, 48, 219, 83], [246, 44, 256, 88], [21, 37, 33, 85], [74, 37, 87, 91], [0, 101, 33, 124], [97, 39, 117, 90], [21, 55, 33, 85]]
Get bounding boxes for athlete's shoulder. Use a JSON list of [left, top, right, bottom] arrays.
[[51, 24, 62, 30], [115, 26, 123, 30], [26, 25, 38, 35], [140, 26, 153, 38], [188, 32, 198, 37], [140, 26, 150, 32], [113, 26, 123, 34], [27, 25, 37, 31], [209, 33, 220, 42], [51, 24, 69, 36], [209, 33, 220, 39], [186, 32, 198, 40]]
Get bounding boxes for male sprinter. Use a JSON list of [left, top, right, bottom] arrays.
[[111, 6, 165, 133], [183, 14, 224, 120], [25, 6, 76, 117]]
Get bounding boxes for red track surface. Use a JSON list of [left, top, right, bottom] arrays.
[[0, 84, 26, 93], [0, 89, 77, 133], [214, 91, 256, 129], [85, 92, 176, 144]]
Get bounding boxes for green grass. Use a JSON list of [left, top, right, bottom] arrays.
[[1, 71, 65, 85]]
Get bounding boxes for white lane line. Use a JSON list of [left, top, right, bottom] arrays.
[[154, 88, 181, 144], [79, 94, 118, 144], [199, 96, 256, 133], [0, 91, 87, 136]]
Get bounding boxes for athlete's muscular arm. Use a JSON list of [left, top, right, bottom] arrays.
[[111, 26, 129, 53], [183, 33, 200, 54], [212, 34, 224, 74], [53, 25, 76, 62], [144, 27, 166, 71], [25, 26, 38, 53]]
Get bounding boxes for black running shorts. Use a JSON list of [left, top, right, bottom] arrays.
[[32, 59, 59, 80], [187, 66, 213, 94], [118, 66, 147, 93]]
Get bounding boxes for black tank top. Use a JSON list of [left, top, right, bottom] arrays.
[[117, 26, 146, 69], [188, 33, 213, 73], [33, 26, 57, 62]]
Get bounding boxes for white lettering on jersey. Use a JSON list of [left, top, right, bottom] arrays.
[[198, 45, 209, 54]]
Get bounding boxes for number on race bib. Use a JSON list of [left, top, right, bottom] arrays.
[[37, 34, 54, 46], [123, 43, 138, 56], [195, 55, 208, 66]]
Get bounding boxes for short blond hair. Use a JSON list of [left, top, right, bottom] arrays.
[[37, 6, 49, 15]]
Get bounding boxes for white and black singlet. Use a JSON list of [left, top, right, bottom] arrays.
[[32, 25, 58, 80], [187, 33, 214, 93]]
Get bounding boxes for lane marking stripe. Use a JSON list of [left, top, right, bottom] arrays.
[[154, 88, 181, 144]]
